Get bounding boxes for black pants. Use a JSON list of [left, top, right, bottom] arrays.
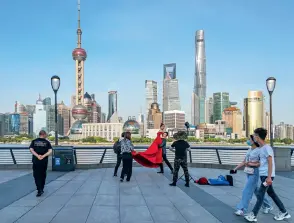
[[33, 160, 48, 191], [114, 154, 122, 175], [120, 153, 133, 181], [159, 154, 173, 172], [253, 176, 287, 216]]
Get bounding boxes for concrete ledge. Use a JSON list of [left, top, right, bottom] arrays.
[[274, 147, 292, 172]]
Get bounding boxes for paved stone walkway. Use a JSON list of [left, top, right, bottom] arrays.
[[0, 168, 293, 223]]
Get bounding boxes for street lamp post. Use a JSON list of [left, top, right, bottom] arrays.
[[266, 77, 276, 148], [51, 75, 60, 146]]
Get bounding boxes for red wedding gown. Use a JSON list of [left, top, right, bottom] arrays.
[[132, 132, 163, 168]]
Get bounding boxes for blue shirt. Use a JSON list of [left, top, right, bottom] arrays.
[[245, 148, 261, 162], [259, 144, 275, 177]]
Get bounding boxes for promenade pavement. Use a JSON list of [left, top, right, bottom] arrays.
[[0, 167, 293, 223]]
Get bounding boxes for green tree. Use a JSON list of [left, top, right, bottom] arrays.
[[283, 138, 292, 145]]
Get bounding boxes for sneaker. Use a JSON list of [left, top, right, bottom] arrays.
[[263, 206, 273, 214], [157, 171, 164, 174], [274, 211, 291, 221], [169, 182, 176, 186], [235, 209, 244, 216], [113, 174, 117, 177], [185, 183, 190, 187], [244, 212, 257, 222], [120, 178, 123, 182]]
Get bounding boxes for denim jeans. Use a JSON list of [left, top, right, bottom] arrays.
[[237, 168, 271, 213], [252, 176, 287, 216]]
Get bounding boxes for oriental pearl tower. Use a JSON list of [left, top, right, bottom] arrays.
[[70, 0, 88, 137]]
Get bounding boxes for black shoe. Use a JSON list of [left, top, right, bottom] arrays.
[[120, 178, 124, 182], [157, 171, 164, 174], [185, 183, 190, 187], [169, 182, 176, 186], [113, 174, 117, 177], [36, 191, 42, 197], [126, 179, 130, 182]]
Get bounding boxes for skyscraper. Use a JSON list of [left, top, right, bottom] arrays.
[[192, 30, 206, 125], [205, 97, 214, 124], [145, 80, 158, 132], [244, 91, 264, 137], [162, 63, 180, 114], [33, 95, 47, 137], [163, 63, 176, 79], [107, 91, 118, 122], [213, 92, 230, 122], [163, 79, 181, 111]]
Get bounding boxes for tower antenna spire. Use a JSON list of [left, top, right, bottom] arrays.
[[77, 0, 82, 48]]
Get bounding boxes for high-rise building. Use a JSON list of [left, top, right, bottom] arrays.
[[33, 95, 47, 137], [101, 113, 106, 123], [191, 92, 199, 125], [163, 79, 181, 112], [192, 30, 206, 125], [58, 101, 71, 136], [205, 97, 214, 124], [43, 97, 51, 106], [145, 80, 158, 131], [213, 92, 230, 122], [0, 114, 4, 136], [19, 112, 29, 135], [15, 101, 26, 113], [107, 91, 118, 122], [91, 94, 101, 123], [163, 110, 185, 130], [222, 107, 243, 137], [70, 0, 88, 139], [163, 63, 176, 79], [147, 103, 162, 129], [163, 63, 180, 114], [244, 91, 264, 137]]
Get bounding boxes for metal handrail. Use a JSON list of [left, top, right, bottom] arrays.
[[0, 146, 293, 166]]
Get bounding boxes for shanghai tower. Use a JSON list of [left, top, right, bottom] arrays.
[[192, 30, 206, 125]]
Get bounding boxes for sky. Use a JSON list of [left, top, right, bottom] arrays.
[[1, 0, 294, 124]]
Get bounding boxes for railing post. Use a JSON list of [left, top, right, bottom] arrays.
[[100, 148, 107, 164], [216, 149, 222, 164], [74, 149, 78, 165], [10, 149, 16, 164], [189, 150, 192, 163]]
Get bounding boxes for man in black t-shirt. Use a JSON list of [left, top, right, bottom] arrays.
[[169, 131, 191, 187], [29, 130, 52, 197]]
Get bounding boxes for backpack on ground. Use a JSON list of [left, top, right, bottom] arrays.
[[113, 140, 121, 154]]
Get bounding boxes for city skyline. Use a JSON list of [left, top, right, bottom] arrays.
[[1, 0, 294, 124]]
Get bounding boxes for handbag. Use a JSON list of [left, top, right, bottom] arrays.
[[244, 166, 254, 174], [243, 149, 254, 174]]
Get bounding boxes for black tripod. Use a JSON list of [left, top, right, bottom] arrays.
[[177, 171, 196, 182]]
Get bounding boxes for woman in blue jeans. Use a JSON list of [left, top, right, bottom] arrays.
[[233, 135, 272, 216]]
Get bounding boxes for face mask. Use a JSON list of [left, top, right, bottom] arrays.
[[246, 140, 252, 146]]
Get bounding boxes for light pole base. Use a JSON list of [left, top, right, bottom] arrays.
[[274, 147, 292, 172]]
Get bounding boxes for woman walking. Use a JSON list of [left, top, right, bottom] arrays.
[[120, 132, 136, 182], [234, 135, 272, 216]]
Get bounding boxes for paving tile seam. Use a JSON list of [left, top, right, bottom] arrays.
[[162, 169, 245, 223], [149, 171, 190, 223], [12, 173, 69, 222], [49, 171, 101, 223], [134, 172, 158, 223], [84, 168, 106, 223], [14, 172, 87, 223]]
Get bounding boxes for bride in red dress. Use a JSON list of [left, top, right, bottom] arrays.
[[132, 123, 165, 168]]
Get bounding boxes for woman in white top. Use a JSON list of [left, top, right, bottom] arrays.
[[233, 135, 272, 216]]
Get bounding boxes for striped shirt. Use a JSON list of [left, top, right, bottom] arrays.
[[120, 138, 134, 154]]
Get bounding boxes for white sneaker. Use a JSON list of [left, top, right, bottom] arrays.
[[244, 212, 257, 222], [235, 210, 244, 216], [263, 206, 273, 214], [274, 211, 291, 221]]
